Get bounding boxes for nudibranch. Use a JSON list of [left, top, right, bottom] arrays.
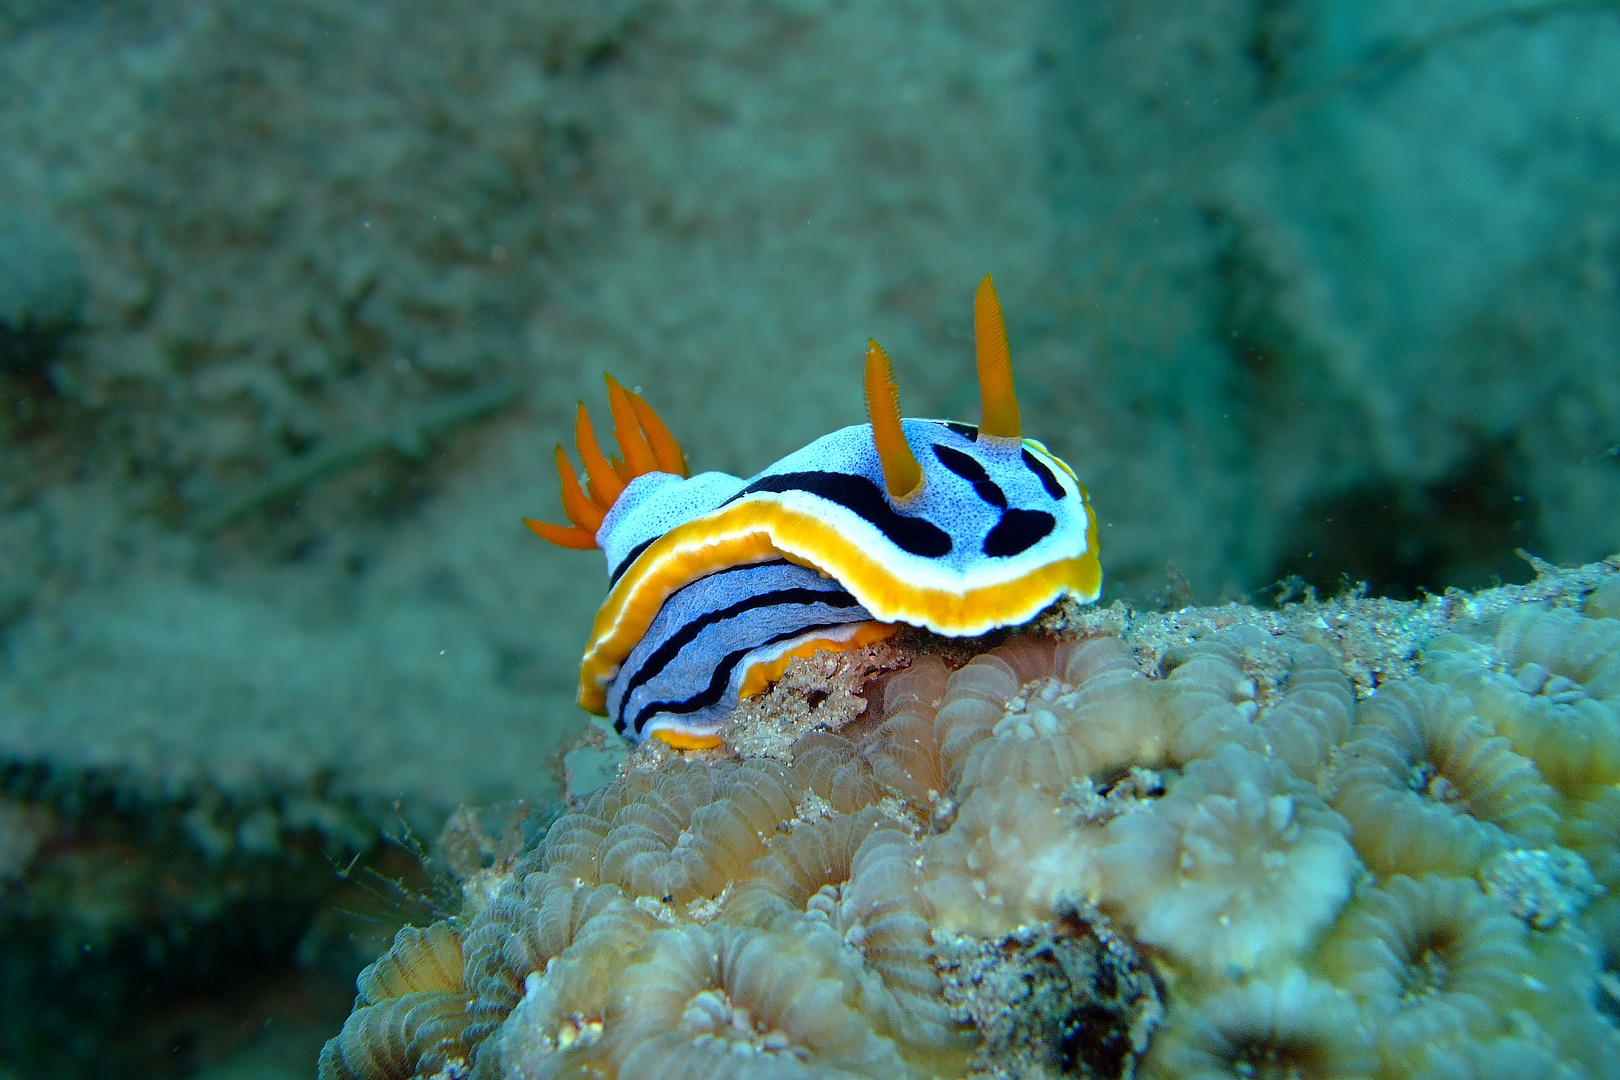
[[526, 276, 1101, 749]]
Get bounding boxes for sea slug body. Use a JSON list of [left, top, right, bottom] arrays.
[[526, 276, 1101, 747]]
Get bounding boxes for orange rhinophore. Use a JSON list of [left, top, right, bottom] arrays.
[[973, 274, 1021, 440], [863, 338, 925, 501]]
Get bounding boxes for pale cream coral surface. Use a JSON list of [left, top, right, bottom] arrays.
[[322, 559, 1620, 1080]]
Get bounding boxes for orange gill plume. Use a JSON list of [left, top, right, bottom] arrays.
[[524, 374, 689, 549]]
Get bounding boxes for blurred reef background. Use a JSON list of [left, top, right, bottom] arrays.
[[0, 0, 1617, 1076]]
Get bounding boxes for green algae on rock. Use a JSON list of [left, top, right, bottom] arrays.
[[323, 555, 1620, 1079]]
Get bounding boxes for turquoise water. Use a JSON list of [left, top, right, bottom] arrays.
[[1, 1, 1618, 1075]]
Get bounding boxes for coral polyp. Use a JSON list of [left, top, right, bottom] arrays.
[[1312, 873, 1538, 1058], [1327, 677, 1560, 879], [322, 559, 1620, 1080], [1096, 744, 1358, 977], [1141, 970, 1376, 1080], [319, 923, 473, 1080]]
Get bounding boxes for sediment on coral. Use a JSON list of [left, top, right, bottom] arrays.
[[323, 559, 1620, 1080]]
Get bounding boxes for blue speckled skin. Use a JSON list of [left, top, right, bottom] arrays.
[[605, 560, 874, 740]]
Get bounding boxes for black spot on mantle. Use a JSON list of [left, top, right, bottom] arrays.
[[933, 444, 1007, 509], [984, 509, 1055, 557], [1022, 448, 1067, 500]]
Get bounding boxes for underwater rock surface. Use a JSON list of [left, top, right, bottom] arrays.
[[324, 555, 1620, 1080], [0, 0, 1617, 1076], [0, 212, 84, 374]]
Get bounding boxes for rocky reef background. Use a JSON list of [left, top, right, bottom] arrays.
[[0, 0, 1618, 1076]]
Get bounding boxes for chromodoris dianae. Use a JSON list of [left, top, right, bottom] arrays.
[[527, 276, 1101, 748]]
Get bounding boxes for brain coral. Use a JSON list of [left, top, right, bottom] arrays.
[[322, 559, 1620, 1080]]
